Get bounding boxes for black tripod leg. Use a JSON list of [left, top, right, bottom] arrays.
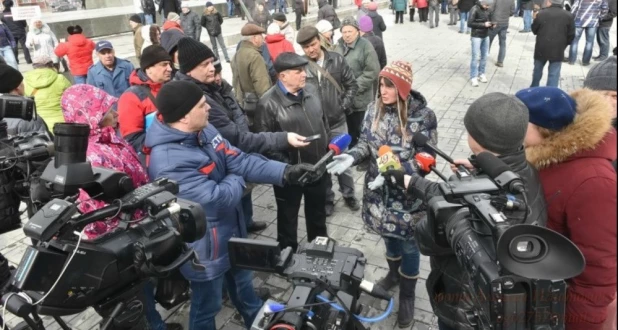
[[53, 316, 72, 330]]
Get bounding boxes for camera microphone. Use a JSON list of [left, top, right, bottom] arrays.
[[377, 146, 401, 173], [476, 152, 526, 194], [412, 132, 471, 178], [298, 134, 351, 184]]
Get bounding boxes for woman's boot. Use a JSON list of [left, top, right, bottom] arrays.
[[398, 275, 418, 328], [409, 8, 415, 21], [376, 257, 401, 291]]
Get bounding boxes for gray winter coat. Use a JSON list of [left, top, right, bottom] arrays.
[[334, 36, 380, 113], [180, 10, 202, 40]]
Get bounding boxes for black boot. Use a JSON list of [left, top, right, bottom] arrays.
[[376, 258, 401, 291], [397, 276, 418, 328]]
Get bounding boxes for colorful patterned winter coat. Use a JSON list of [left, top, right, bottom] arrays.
[[61, 84, 149, 240], [347, 89, 438, 240]]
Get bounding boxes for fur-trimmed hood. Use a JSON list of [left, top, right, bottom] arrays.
[[526, 88, 615, 169]]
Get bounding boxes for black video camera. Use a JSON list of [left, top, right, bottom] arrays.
[[229, 237, 394, 330], [420, 150, 585, 330], [0, 94, 52, 234], [2, 177, 206, 330]]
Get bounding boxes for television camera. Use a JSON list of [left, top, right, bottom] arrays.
[[410, 133, 586, 330], [0, 120, 207, 330], [229, 237, 394, 330]]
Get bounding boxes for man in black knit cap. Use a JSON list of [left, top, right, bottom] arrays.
[[174, 37, 310, 233], [0, 64, 48, 134], [145, 80, 319, 330]]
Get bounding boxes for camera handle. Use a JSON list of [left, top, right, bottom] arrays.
[[134, 244, 198, 278]]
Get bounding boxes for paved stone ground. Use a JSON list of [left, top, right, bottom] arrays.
[[4, 6, 616, 330]]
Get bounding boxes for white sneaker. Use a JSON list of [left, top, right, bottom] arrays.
[[470, 78, 479, 87], [478, 74, 488, 83]]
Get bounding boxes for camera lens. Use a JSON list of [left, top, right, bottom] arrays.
[[53, 123, 90, 168]]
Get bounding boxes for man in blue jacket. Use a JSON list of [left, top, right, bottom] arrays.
[[86, 41, 134, 97], [145, 80, 319, 330], [174, 37, 310, 233]]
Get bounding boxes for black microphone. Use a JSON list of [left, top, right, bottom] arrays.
[[413, 132, 471, 178], [475, 152, 526, 194]]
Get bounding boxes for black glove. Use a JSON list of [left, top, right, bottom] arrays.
[[283, 163, 319, 185], [382, 169, 406, 190]]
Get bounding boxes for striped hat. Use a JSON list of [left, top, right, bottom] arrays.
[[380, 61, 413, 100]]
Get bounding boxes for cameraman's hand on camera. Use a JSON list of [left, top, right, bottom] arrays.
[[284, 163, 319, 185], [450, 158, 474, 173], [367, 174, 385, 190], [383, 170, 412, 190], [287, 133, 310, 148], [326, 154, 354, 175]]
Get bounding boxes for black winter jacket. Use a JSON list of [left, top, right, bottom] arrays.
[[363, 32, 387, 69], [175, 72, 289, 154], [318, 1, 338, 25], [467, 4, 493, 38], [599, 0, 616, 28], [367, 11, 386, 39], [159, 0, 181, 15], [201, 10, 224, 36], [253, 83, 329, 165], [532, 4, 575, 61], [0, 10, 26, 38], [413, 149, 547, 330], [458, 0, 476, 12], [304, 49, 359, 129]]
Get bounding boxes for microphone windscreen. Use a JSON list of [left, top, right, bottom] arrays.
[[476, 152, 510, 179], [328, 134, 352, 155], [378, 145, 392, 157], [413, 133, 429, 147], [414, 152, 435, 173]]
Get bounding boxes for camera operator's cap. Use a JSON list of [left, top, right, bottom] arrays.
[[156, 80, 204, 123], [464, 92, 529, 155], [515, 87, 576, 131], [296, 26, 320, 44], [0, 64, 23, 94], [241, 23, 266, 36], [274, 52, 308, 73], [96, 40, 114, 53]]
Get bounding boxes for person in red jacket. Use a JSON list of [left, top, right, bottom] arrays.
[[264, 23, 294, 63], [54, 25, 95, 84], [518, 86, 617, 330], [117, 45, 172, 161]]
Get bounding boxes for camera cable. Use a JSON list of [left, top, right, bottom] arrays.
[[315, 295, 395, 323]]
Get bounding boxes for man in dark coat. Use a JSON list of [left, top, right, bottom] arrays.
[[530, 0, 575, 87], [297, 26, 360, 215], [594, 0, 616, 60], [158, 0, 181, 22], [295, 0, 305, 29], [1, 1, 30, 65], [382, 93, 548, 330], [358, 16, 386, 69], [174, 37, 310, 232], [253, 52, 331, 252], [317, 0, 338, 26], [457, 0, 476, 33]]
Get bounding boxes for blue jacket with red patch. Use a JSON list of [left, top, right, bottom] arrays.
[[145, 119, 287, 281]]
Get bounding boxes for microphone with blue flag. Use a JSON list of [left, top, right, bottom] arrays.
[[298, 134, 352, 185]]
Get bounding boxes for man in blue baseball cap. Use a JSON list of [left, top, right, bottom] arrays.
[[86, 40, 135, 97]]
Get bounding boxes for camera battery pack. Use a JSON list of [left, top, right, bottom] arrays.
[[13, 245, 67, 292], [23, 198, 77, 242]]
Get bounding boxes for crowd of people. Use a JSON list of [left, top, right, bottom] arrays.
[[0, 0, 616, 330]]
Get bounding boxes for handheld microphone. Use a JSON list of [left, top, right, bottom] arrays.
[[377, 146, 401, 173], [412, 132, 471, 178], [475, 152, 526, 194], [299, 134, 352, 184], [414, 152, 449, 182]]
